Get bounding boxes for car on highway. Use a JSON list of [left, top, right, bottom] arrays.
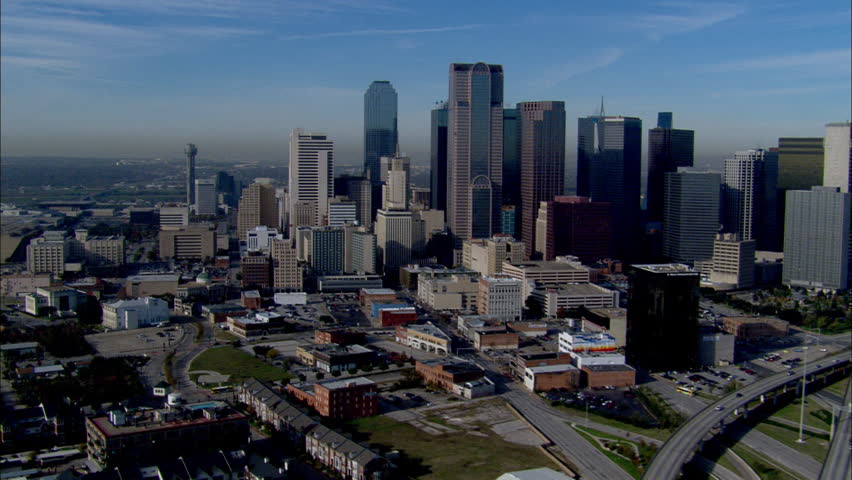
[[715, 406, 724, 411]]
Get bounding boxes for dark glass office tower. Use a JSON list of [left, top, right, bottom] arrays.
[[364, 81, 398, 219], [519, 101, 565, 259], [215, 171, 239, 208], [577, 115, 642, 261], [627, 264, 700, 371], [185, 143, 197, 205], [502, 107, 521, 206], [430, 102, 449, 213], [646, 113, 694, 223], [447, 62, 503, 243]]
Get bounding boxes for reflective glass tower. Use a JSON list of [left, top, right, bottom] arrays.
[[577, 114, 642, 261], [430, 102, 449, 213], [502, 107, 521, 207], [364, 81, 398, 219], [447, 62, 503, 243], [646, 113, 694, 223]]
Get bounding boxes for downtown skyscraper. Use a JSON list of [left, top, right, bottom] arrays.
[[447, 62, 504, 243], [722, 149, 778, 249], [289, 129, 334, 228], [364, 81, 398, 219], [519, 101, 565, 259], [646, 113, 694, 223], [185, 143, 197, 206], [430, 101, 449, 213], [577, 113, 642, 261]]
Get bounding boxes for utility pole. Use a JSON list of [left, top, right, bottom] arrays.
[[796, 346, 809, 444]]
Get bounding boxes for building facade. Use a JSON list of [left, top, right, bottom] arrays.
[[364, 81, 398, 219], [577, 114, 642, 260], [289, 129, 334, 227], [626, 264, 699, 371], [823, 122, 851, 193], [462, 235, 525, 276], [237, 182, 278, 240], [534, 196, 612, 263], [646, 115, 695, 222], [159, 225, 216, 260], [102, 297, 169, 330], [782, 186, 851, 290], [709, 233, 756, 289], [194, 178, 217, 216], [430, 101, 449, 213], [447, 62, 504, 243], [477, 275, 523, 321], [519, 101, 566, 258], [662, 171, 720, 263], [375, 209, 412, 278]]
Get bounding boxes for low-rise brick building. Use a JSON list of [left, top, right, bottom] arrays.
[[415, 358, 485, 391], [315, 328, 366, 346], [471, 326, 519, 351], [287, 377, 378, 420], [721, 316, 789, 338], [523, 364, 582, 392], [582, 364, 636, 388]]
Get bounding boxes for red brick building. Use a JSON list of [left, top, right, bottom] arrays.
[[582, 364, 636, 388], [241, 290, 262, 310], [241, 254, 272, 288], [287, 377, 378, 420], [359, 288, 397, 308], [378, 307, 417, 327], [314, 328, 366, 346], [415, 358, 485, 391]]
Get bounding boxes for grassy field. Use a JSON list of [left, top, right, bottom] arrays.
[[572, 425, 642, 479], [190, 346, 294, 383], [754, 421, 830, 462], [731, 444, 799, 480], [824, 375, 849, 396], [350, 415, 556, 480], [553, 404, 672, 441], [772, 398, 831, 430], [214, 328, 240, 342]]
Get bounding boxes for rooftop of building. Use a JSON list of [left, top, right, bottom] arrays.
[[561, 332, 617, 343], [482, 275, 522, 284], [317, 377, 375, 390], [536, 282, 614, 295], [0, 342, 39, 350], [202, 304, 248, 313], [587, 307, 627, 318], [419, 357, 484, 374], [504, 259, 588, 272], [361, 288, 397, 295], [527, 364, 577, 374], [572, 350, 624, 359], [404, 322, 450, 339], [632, 263, 696, 274], [105, 297, 166, 309], [497, 467, 573, 480], [582, 364, 635, 372], [126, 273, 180, 282], [242, 290, 261, 298], [88, 402, 244, 438]]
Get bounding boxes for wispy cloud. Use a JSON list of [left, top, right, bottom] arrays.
[[710, 84, 847, 98], [628, 2, 746, 39], [701, 49, 852, 72], [1, 55, 80, 72], [535, 48, 625, 88], [281, 24, 484, 40]]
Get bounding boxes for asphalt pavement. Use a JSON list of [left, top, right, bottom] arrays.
[[818, 378, 851, 480]]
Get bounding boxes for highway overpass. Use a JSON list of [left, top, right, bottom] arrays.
[[643, 353, 851, 480]]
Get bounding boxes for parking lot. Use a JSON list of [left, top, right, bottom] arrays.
[[86, 325, 185, 357], [661, 363, 758, 396]]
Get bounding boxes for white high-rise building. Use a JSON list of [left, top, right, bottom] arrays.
[[824, 122, 851, 193], [194, 179, 217, 216], [375, 209, 412, 277], [722, 149, 766, 241], [709, 233, 755, 289], [381, 150, 411, 210], [328, 196, 358, 227], [159, 206, 189, 229], [289, 129, 334, 227], [783, 186, 851, 290], [350, 231, 377, 274], [477, 275, 522, 321], [246, 225, 284, 252]]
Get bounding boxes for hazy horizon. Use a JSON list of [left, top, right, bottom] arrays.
[[2, 0, 850, 165]]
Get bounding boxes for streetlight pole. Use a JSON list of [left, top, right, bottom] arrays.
[[796, 346, 809, 444]]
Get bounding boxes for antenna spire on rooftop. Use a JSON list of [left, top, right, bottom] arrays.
[[599, 96, 605, 117]]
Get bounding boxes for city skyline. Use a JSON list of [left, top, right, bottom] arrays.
[[1, 0, 850, 165]]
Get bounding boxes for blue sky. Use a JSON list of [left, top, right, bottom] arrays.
[[1, 0, 849, 168]]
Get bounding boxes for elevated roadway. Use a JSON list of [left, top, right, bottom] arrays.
[[643, 353, 850, 479], [819, 377, 852, 480]]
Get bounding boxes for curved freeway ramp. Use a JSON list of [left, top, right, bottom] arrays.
[[819, 377, 852, 480], [643, 353, 850, 480]]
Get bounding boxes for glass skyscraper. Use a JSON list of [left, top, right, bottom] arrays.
[[577, 115, 642, 261], [447, 62, 504, 243], [647, 113, 694, 223], [364, 81, 398, 219], [430, 102, 449, 213], [502, 107, 521, 207]]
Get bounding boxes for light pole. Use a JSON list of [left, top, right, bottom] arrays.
[[796, 346, 809, 444]]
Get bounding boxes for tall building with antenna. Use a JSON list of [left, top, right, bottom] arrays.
[[577, 100, 642, 261], [185, 143, 198, 205]]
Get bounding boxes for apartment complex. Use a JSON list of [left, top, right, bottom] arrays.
[[287, 377, 378, 420]]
